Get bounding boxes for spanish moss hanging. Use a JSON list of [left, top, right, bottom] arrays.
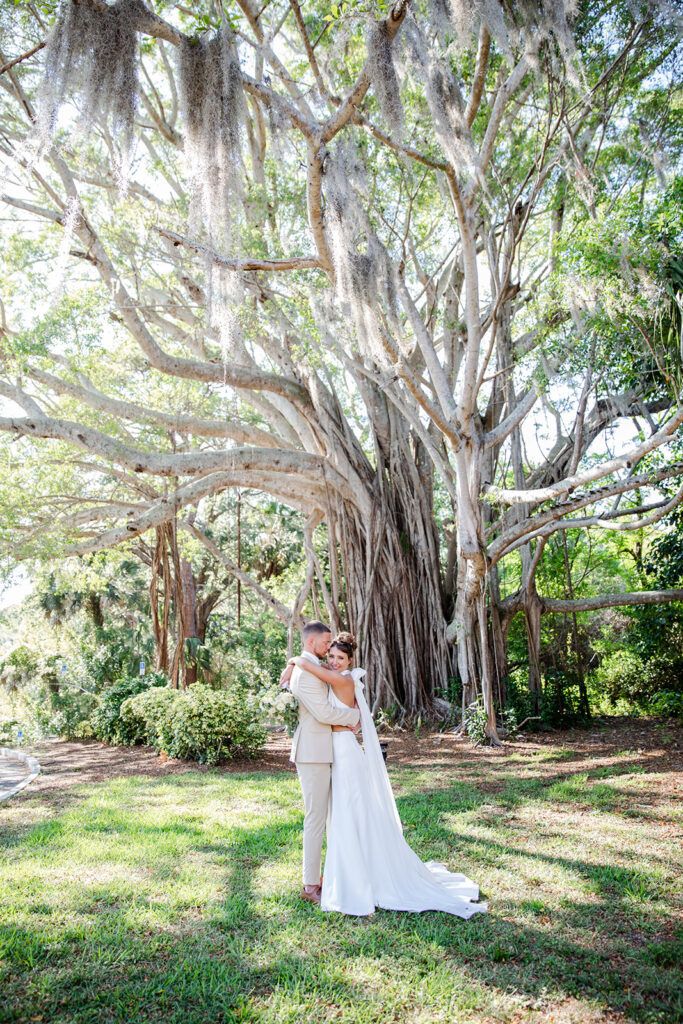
[[326, 149, 400, 367], [366, 19, 405, 140], [37, 0, 142, 182], [177, 27, 246, 248]]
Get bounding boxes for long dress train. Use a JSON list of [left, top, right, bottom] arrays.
[[320, 669, 487, 918]]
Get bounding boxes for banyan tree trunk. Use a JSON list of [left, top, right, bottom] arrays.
[[449, 568, 502, 743], [446, 439, 502, 744], [489, 592, 509, 710], [333, 424, 454, 715], [178, 557, 199, 686], [337, 499, 453, 714], [150, 524, 170, 675]]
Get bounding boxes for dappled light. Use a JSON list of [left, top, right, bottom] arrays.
[[1, 719, 680, 1022]]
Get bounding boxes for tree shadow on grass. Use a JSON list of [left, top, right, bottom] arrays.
[[0, 813, 376, 1024], [394, 751, 679, 821], [1, 772, 681, 1024], [391, 785, 681, 1022], [440, 748, 680, 808]]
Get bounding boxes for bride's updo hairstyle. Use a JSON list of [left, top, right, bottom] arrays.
[[330, 631, 357, 659]]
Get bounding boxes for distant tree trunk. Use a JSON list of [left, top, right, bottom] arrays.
[[447, 436, 502, 744], [150, 524, 169, 675], [489, 585, 509, 710], [178, 556, 199, 685], [524, 586, 544, 714], [85, 591, 104, 629], [561, 534, 591, 718]]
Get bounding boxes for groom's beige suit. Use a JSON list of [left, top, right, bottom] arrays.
[[290, 651, 360, 886]]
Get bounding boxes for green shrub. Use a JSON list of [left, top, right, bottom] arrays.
[[91, 672, 167, 745], [122, 683, 266, 764], [541, 668, 589, 728], [11, 682, 97, 741], [463, 700, 489, 745], [165, 683, 266, 764], [593, 645, 683, 714], [0, 645, 40, 689], [649, 690, 683, 720], [38, 690, 97, 739], [501, 706, 519, 733], [120, 686, 180, 748], [504, 669, 588, 729], [70, 718, 95, 739], [0, 717, 21, 745]]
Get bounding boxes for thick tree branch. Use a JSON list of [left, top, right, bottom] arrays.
[[65, 469, 325, 555], [71, 0, 184, 45], [541, 590, 683, 613], [475, 57, 529, 183], [487, 408, 683, 506], [155, 227, 322, 272], [27, 366, 284, 449], [489, 462, 683, 561], [464, 25, 490, 127], [0, 409, 330, 483]]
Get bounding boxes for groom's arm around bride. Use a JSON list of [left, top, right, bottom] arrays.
[[289, 662, 360, 759]]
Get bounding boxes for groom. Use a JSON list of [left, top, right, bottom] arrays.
[[286, 620, 360, 904]]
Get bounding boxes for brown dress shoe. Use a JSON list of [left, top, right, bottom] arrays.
[[301, 885, 321, 905]]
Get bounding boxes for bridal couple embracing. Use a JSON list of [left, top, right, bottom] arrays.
[[279, 620, 487, 919]]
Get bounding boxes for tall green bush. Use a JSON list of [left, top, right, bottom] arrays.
[[165, 683, 266, 764], [122, 683, 266, 764], [91, 672, 167, 744], [118, 686, 179, 748]]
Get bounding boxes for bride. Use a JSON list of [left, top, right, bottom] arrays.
[[287, 632, 487, 919]]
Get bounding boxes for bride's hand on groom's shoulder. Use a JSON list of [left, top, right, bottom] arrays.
[[279, 665, 293, 689]]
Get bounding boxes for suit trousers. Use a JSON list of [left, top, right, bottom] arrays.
[[296, 761, 332, 885]]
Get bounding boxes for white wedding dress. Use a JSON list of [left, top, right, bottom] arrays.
[[320, 669, 487, 918]]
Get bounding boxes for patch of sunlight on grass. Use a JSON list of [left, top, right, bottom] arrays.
[[544, 773, 624, 809], [590, 763, 646, 779], [541, 748, 578, 762]]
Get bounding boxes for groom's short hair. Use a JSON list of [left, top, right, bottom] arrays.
[[302, 620, 331, 640]]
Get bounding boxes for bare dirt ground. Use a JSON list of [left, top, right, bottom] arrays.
[[18, 716, 682, 811]]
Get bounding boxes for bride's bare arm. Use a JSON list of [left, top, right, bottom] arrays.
[[279, 663, 293, 688], [289, 657, 355, 706]]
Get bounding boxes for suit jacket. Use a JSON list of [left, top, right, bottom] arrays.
[[289, 653, 360, 763]]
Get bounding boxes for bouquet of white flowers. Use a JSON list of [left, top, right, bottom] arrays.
[[259, 683, 299, 736]]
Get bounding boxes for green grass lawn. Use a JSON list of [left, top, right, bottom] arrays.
[[0, 735, 681, 1024]]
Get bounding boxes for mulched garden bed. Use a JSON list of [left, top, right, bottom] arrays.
[[18, 716, 681, 812]]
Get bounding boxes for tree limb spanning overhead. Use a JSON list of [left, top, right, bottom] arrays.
[[541, 590, 683, 613]]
